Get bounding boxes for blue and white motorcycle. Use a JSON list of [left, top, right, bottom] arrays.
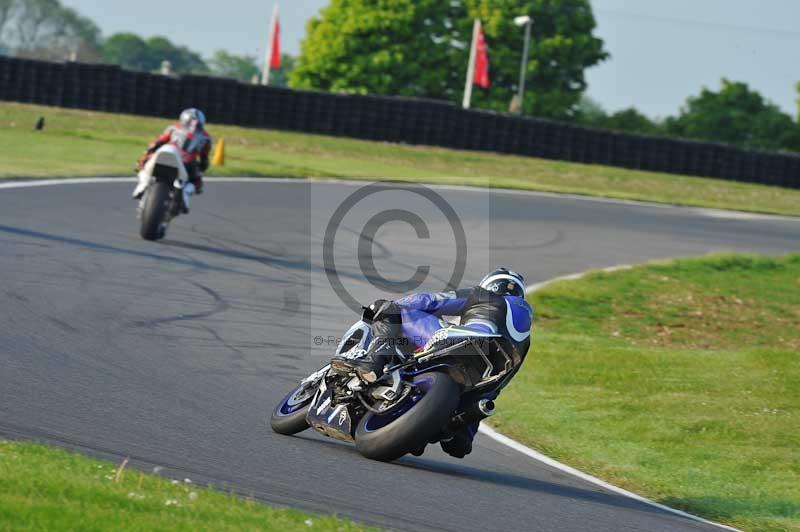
[[270, 315, 514, 462]]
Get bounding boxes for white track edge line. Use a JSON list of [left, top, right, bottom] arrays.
[[478, 265, 739, 532], [0, 176, 796, 222]]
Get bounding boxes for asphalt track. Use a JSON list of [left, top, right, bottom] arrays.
[[1, 179, 798, 531]]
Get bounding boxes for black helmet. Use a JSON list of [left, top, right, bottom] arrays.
[[479, 268, 525, 297]]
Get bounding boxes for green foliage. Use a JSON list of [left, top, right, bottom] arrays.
[[146, 36, 207, 74], [269, 54, 296, 88], [573, 95, 606, 124], [291, 1, 450, 96], [208, 52, 294, 86], [0, 440, 372, 531], [102, 33, 152, 71], [575, 97, 661, 135], [796, 80, 800, 125], [291, 0, 607, 119], [464, 0, 607, 118], [495, 254, 800, 531], [665, 79, 800, 152], [0, 0, 102, 61], [209, 50, 259, 83], [601, 108, 661, 135], [102, 33, 207, 74]]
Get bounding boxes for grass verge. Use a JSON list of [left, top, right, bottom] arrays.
[[0, 439, 371, 531], [2, 102, 800, 216], [493, 254, 800, 532]]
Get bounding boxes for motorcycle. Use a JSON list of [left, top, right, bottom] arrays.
[[134, 145, 193, 241], [270, 312, 516, 462]]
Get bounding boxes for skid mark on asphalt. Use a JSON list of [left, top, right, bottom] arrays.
[[132, 281, 230, 328], [4, 290, 29, 303], [491, 228, 566, 251]]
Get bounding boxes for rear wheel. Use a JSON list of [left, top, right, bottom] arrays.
[[139, 182, 171, 241], [355, 372, 460, 462], [270, 383, 316, 435]]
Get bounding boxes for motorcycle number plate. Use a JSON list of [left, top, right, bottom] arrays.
[[306, 387, 354, 442]]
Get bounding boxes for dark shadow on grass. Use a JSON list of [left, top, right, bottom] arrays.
[[662, 495, 799, 521]]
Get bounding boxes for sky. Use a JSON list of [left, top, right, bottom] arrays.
[[60, 0, 800, 119]]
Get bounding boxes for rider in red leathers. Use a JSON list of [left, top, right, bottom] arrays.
[[133, 108, 212, 210]]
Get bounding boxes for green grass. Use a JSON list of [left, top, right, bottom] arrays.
[[3, 102, 800, 216], [493, 254, 800, 532], [0, 439, 371, 531]]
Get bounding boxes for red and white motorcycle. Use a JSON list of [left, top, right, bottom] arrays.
[[132, 145, 196, 241]]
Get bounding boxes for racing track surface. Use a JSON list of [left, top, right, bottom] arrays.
[[1, 179, 798, 531]]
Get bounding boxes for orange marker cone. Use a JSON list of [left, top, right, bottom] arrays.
[[212, 138, 226, 166]]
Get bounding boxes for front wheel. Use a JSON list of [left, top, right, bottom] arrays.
[[355, 372, 460, 462], [270, 382, 316, 435], [139, 182, 172, 241]]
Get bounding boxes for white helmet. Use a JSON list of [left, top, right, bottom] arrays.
[[179, 108, 206, 129], [479, 268, 525, 297]]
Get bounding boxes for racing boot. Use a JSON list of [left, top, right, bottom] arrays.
[[440, 423, 478, 459], [180, 182, 196, 214], [331, 338, 403, 383]]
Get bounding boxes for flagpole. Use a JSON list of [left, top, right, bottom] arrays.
[[262, 4, 279, 85], [462, 19, 479, 109]]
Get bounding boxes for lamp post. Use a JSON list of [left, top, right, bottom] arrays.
[[513, 15, 533, 114]]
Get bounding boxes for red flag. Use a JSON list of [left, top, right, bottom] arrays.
[[269, 10, 281, 68], [473, 21, 489, 88]]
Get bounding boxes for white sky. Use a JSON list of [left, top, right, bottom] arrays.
[[61, 0, 800, 118]]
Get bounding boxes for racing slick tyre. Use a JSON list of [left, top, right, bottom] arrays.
[[270, 383, 315, 435], [139, 182, 171, 241], [355, 371, 460, 462]]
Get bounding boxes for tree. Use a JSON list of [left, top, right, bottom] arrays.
[[574, 95, 607, 126], [575, 96, 661, 135], [603, 108, 661, 135], [462, 0, 607, 118], [102, 33, 208, 74], [0, 0, 14, 46], [291, 1, 451, 96], [269, 54, 295, 87], [209, 50, 259, 83], [102, 33, 152, 70], [665, 79, 800, 152], [796, 81, 799, 125], [145, 36, 207, 74], [0, 0, 102, 61], [291, 0, 607, 119]]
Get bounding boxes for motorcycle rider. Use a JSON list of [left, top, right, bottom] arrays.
[[332, 268, 533, 458], [132, 108, 212, 213]]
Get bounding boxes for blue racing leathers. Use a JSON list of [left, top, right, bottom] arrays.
[[388, 287, 533, 456]]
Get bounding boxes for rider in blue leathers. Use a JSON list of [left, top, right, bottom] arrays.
[[332, 268, 533, 458]]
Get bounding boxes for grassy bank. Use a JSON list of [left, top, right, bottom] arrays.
[[2, 102, 800, 216], [493, 254, 800, 531], [0, 439, 370, 531]]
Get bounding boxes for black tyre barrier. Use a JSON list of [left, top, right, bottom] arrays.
[[0, 55, 797, 188]]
